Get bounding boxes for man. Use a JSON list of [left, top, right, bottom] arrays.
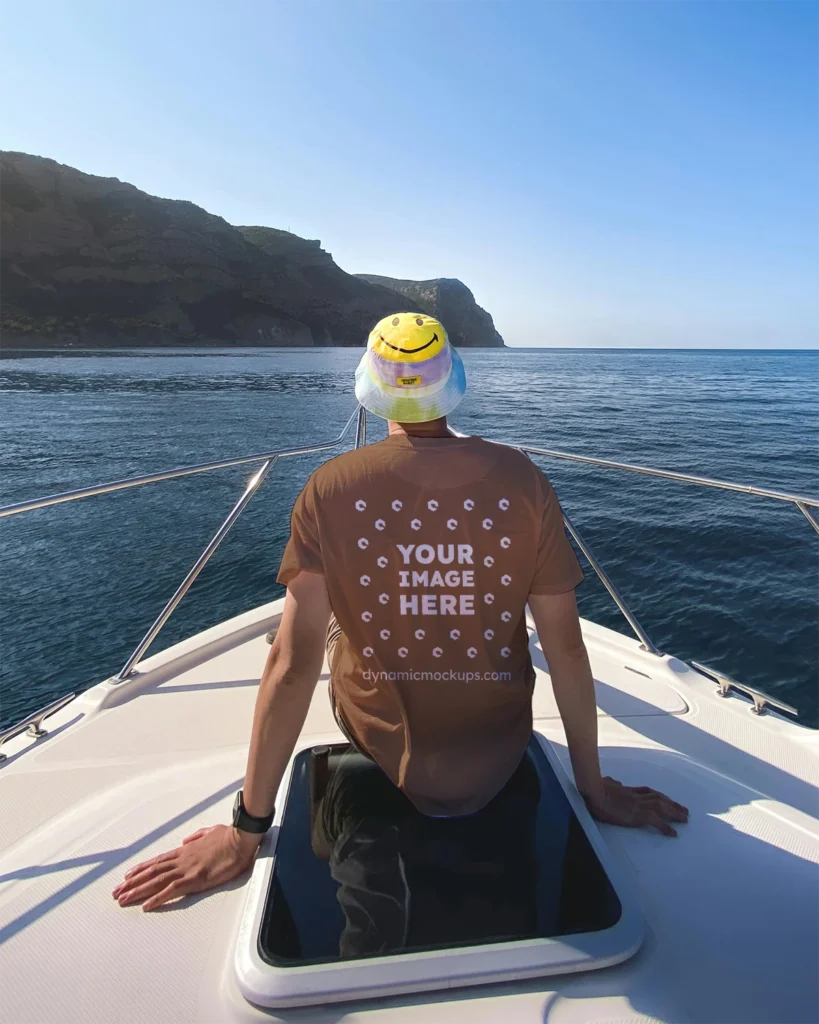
[[113, 313, 687, 914]]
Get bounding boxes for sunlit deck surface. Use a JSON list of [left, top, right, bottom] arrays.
[[1, 598, 817, 1023]]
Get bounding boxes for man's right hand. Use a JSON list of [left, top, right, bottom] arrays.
[[112, 824, 261, 911]]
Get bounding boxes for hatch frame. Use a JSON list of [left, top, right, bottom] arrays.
[[233, 729, 644, 1009]]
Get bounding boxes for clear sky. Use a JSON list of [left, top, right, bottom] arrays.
[[2, 0, 817, 348]]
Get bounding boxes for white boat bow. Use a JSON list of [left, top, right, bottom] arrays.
[[1, 410, 817, 1024]]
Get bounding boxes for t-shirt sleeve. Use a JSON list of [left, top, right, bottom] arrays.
[[529, 472, 584, 595], [276, 477, 324, 586]]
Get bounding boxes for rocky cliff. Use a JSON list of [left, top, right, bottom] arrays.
[[356, 275, 504, 349], [0, 152, 505, 349]]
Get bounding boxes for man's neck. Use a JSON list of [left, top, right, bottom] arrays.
[[388, 418, 451, 439]]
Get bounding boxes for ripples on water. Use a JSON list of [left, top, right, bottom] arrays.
[[1, 347, 816, 729]]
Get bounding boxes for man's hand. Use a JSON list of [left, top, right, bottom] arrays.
[[112, 825, 260, 911], [582, 777, 689, 837]]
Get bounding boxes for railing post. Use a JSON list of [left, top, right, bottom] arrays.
[[354, 406, 367, 449], [115, 456, 279, 681], [561, 511, 661, 656], [796, 501, 819, 536]]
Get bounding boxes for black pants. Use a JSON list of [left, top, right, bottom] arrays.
[[318, 749, 541, 959]]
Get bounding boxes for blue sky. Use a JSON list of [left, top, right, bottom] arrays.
[[2, 1, 817, 348]]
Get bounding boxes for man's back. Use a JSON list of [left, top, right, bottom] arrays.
[[278, 432, 583, 814], [111, 312, 685, 914]]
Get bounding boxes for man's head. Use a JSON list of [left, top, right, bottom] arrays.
[[355, 312, 467, 424]]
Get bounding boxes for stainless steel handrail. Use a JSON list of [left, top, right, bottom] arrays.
[[0, 692, 77, 762], [0, 407, 360, 519], [515, 446, 663, 654], [518, 441, 817, 658], [0, 411, 359, 689], [116, 457, 279, 679], [561, 510, 660, 655], [520, 444, 819, 511], [2, 409, 815, 689], [690, 660, 798, 717], [114, 408, 366, 678], [354, 405, 367, 448], [796, 501, 819, 536]]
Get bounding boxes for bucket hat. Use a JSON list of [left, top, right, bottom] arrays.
[[355, 312, 466, 422]]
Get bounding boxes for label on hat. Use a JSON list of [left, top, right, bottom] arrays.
[[397, 375, 422, 386]]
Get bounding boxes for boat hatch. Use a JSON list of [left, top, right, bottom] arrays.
[[235, 734, 643, 1008]]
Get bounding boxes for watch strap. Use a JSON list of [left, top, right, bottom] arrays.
[[233, 790, 274, 834]]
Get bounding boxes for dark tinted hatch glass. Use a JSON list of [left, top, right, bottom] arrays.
[[259, 738, 621, 966]]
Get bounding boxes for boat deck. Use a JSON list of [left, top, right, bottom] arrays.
[[1, 599, 817, 1024]]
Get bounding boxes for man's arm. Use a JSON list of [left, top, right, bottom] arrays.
[[112, 571, 331, 911], [528, 589, 688, 836]]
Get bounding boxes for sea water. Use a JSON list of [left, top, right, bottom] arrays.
[[1, 347, 816, 728]]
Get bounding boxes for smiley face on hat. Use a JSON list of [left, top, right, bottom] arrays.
[[369, 313, 448, 365], [356, 310, 467, 422]]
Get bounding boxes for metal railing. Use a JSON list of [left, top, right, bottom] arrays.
[[518, 443, 819, 534], [560, 509, 660, 655], [690, 661, 798, 717], [0, 407, 362, 520], [1, 406, 816, 754], [1, 406, 359, 699], [512, 442, 819, 662], [0, 692, 77, 762]]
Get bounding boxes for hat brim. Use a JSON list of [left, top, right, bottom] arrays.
[[355, 346, 466, 423]]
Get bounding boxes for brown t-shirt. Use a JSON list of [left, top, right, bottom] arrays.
[[277, 433, 583, 816]]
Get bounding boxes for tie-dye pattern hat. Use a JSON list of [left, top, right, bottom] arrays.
[[355, 312, 467, 423]]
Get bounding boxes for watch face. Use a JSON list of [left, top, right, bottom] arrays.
[[233, 791, 242, 823]]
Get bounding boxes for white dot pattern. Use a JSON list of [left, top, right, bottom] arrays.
[[352, 493, 523, 671]]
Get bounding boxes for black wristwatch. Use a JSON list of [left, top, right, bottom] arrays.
[[232, 790, 275, 834]]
